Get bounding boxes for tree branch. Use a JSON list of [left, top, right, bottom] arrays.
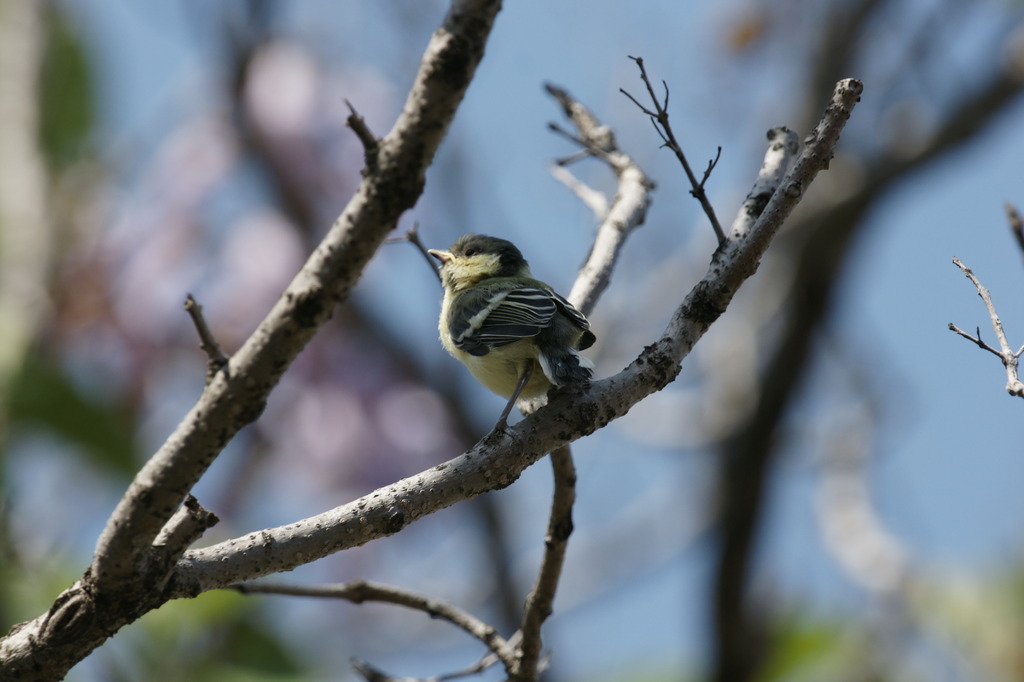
[[161, 78, 862, 602], [950, 257, 1024, 397], [513, 446, 576, 680], [544, 83, 654, 318], [729, 127, 799, 240], [621, 55, 725, 244], [183, 293, 230, 378], [234, 580, 517, 670]]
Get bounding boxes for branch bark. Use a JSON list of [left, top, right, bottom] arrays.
[[236, 580, 517, 669], [513, 446, 576, 680]]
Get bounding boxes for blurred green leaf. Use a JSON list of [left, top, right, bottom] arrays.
[[757, 610, 847, 682], [6, 352, 138, 475], [39, 4, 94, 170]]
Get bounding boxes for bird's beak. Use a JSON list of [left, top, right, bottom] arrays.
[[428, 248, 452, 264]]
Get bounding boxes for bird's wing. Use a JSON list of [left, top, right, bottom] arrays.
[[450, 286, 557, 356], [549, 291, 590, 331]]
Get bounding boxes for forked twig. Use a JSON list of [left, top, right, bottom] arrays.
[[621, 56, 725, 244], [949, 257, 1024, 397]]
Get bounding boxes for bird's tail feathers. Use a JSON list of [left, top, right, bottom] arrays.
[[538, 349, 594, 387]]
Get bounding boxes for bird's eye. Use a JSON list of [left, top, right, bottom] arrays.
[[464, 248, 477, 257]]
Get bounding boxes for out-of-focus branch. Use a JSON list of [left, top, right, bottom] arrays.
[[235, 580, 517, 670], [544, 82, 654, 318], [949, 257, 1024, 398], [0, 1, 504, 678], [815, 416, 916, 681], [817, 423, 912, 597], [513, 446, 576, 680], [0, 0, 52, 397]]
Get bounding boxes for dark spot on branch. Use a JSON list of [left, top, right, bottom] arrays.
[[291, 291, 326, 328], [384, 508, 406, 534], [552, 516, 574, 541]]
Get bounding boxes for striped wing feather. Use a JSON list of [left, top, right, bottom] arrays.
[[452, 288, 557, 355]]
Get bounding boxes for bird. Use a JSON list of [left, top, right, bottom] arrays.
[[428, 234, 596, 432]]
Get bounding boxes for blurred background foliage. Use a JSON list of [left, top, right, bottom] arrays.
[[3, 1, 1024, 681]]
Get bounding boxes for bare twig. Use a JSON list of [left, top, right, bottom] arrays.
[[514, 445, 576, 680], [183, 294, 230, 377], [729, 127, 800, 240], [947, 323, 1002, 357], [387, 222, 442, 284], [345, 98, 379, 169], [950, 257, 1024, 397], [235, 579, 517, 670], [546, 122, 619, 167], [621, 56, 725, 244], [149, 495, 219, 573]]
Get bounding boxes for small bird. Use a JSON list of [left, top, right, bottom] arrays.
[[428, 234, 596, 432]]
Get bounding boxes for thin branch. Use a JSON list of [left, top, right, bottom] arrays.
[[546, 122, 619, 167], [947, 323, 1002, 358], [729, 127, 800, 240], [386, 222, 442, 284], [235, 580, 517, 670], [183, 294, 230, 378], [345, 98, 379, 170], [700, 147, 723, 189], [514, 445, 576, 680], [621, 55, 726, 244], [950, 257, 1024, 397], [149, 495, 219, 577]]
